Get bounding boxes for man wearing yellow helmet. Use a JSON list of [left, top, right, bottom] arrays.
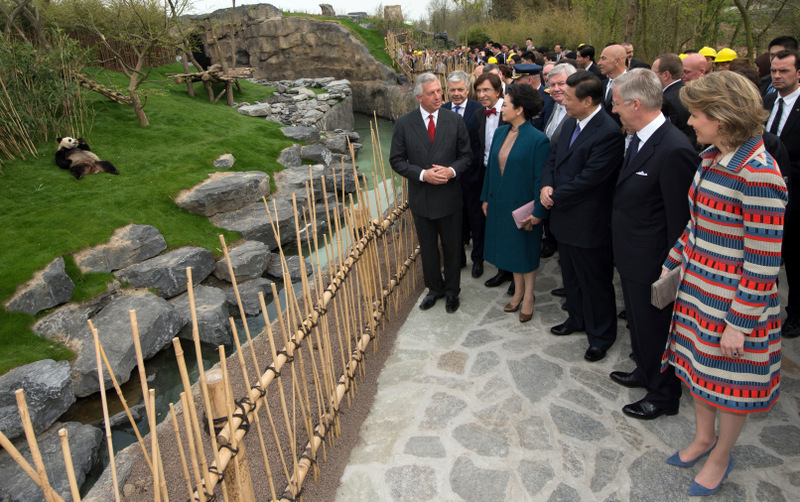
[[714, 48, 738, 71], [698, 46, 717, 73]]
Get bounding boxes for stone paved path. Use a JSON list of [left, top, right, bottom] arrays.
[[335, 255, 800, 501]]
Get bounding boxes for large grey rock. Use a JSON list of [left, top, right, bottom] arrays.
[[214, 153, 235, 168], [319, 3, 335, 16], [281, 126, 320, 143], [323, 164, 358, 194], [210, 197, 305, 249], [73, 224, 167, 273], [115, 247, 215, 298], [226, 277, 274, 316], [82, 440, 138, 502], [0, 360, 75, 441], [237, 102, 272, 116], [71, 293, 185, 397], [214, 240, 272, 282], [32, 286, 120, 345], [277, 145, 302, 167], [174, 171, 271, 217], [274, 164, 326, 201], [0, 421, 102, 502], [4, 257, 74, 315], [320, 95, 354, 130], [266, 255, 312, 282], [170, 285, 231, 346]]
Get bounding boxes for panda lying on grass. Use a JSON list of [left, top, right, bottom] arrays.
[[55, 137, 118, 180]]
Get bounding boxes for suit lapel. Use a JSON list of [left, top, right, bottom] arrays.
[[780, 99, 800, 140], [617, 122, 666, 185], [412, 111, 433, 150]]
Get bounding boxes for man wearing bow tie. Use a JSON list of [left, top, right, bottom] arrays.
[[473, 73, 514, 290]]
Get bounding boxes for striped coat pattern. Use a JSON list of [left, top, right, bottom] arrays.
[[661, 137, 788, 413]]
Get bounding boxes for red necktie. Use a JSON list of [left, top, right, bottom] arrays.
[[428, 115, 436, 142], [485, 108, 497, 117]]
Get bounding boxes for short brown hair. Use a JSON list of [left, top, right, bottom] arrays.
[[773, 49, 800, 70], [655, 53, 683, 79], [473, 73, 502, 93], [680, 71, 769, 149]]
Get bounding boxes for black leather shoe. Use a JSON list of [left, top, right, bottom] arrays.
[[610, 370, 645, 388], [622, 399, 679, 420], [445, 295, 460, 313], [618, 310, 627, 319], [584, 346, 607, 362], [472, 262, 484, 278], [551, 287, 566, 297], [783, 317, 800, 339], [550, 322, 579, 336], [506, 281, 515, 296], [419, 293, 443, 310], [541, 244, 557, 258], [484, 270, 512, 287]]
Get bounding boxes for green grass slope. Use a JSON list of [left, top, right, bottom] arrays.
[[0, 63, 295, 374]]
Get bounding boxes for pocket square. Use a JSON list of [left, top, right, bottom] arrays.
[[635, 170, 648, 176]]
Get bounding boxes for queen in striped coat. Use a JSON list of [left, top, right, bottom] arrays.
[[660, 72, 788, 496]]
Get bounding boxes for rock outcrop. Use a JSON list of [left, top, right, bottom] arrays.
[[72, 224, 167, 274], [226, 277, 274, 316], [174, 171, 271, 217], [115, 246, 215, 298], [214, 240, 272, 282], [0, 360, 75, 441], [169, 285, 231, 346], [4, 257, 74, 315]]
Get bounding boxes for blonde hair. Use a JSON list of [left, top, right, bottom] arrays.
[[680, 71, 769, 149]]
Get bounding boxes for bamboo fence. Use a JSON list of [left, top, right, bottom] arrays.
[[1, 117, 421, 501]]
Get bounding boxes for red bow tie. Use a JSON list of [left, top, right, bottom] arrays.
[[485, 108, 497, 117]]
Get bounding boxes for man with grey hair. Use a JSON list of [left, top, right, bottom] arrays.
[[390, 73, 472, 313], [443, 70, 486, 277], [609, 68, 698, 420]]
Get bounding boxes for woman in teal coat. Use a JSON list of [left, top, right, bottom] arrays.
[[481, 84, 550, 322]]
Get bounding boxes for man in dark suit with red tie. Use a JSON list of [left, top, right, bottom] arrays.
[[609, 69, 698, 419], [540, 70, 624, 362], [764, 50, 800, 337], [443, 70, 486, 278]]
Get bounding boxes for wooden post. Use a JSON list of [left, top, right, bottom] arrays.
[[206, 369, 255, 502]]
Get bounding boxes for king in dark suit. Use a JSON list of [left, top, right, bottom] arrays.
[[609, 69, 698, 420], [390, 73, 473, 313], [540, 70, 624, 362]]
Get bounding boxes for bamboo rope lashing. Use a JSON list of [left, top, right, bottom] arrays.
[[168, 402, 195, 500], [58, 428, 81, 502], [128, 311, 170, 502], [217, 351, 255, 502], [322, 233, 351, 409], [87, 322, 121, 502]]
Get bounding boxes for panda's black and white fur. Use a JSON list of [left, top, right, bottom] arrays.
[[55, 137, 118, 180]]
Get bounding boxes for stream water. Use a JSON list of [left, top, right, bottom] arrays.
[[73, 113, 397, 491]]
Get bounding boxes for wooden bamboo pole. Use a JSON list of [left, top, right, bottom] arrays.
[[58, 429, 81, 502], [149, 390, 161, 502], [179, 392, 207, 502], [0, 427, 64, 502], [168, 402, 195, 500], [15, 390, 59, 502], [88, 323, 120, 502]]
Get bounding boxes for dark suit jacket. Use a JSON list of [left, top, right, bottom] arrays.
[[443, 99, 483, 183], [661, 80, 696, 147], [586, 62, 603, 80], [390, 107, 472, 219], [532, 84, 555, 132], [760, 75, 774, 97], [628, 57, 650, 70], [540, 109, 625, 248], [612, 121, 698, 284], [474, 105, 507, 168], [764, 92, 800, 212], [603, 80, 622, 127]]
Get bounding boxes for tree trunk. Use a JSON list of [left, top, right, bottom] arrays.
[[732, 0, 754, 57], [624, 0, 636, 43], [181, 53, 195, 97]]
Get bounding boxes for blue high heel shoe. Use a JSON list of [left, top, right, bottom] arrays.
[[665, 438, 718, 467], [688, 457, 735, 496]]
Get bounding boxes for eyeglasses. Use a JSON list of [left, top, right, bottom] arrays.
[[612, 100, 632, 107]]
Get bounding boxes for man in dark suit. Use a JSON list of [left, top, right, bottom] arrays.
[[622, 42, 651, 70], [513, 63, 555, 132], [764, 50, 800, 337], [598, 44, 627, 127], [761, 36, 798, 97], [443, 70, 486, 278], [540, 71, 624, 362], [390, 73, 472, 313], [652, 53, 696, 147], [609, 69, 698, 419], [576, 45, 603, 81]]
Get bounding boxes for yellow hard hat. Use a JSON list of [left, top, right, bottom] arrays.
[[698, 46, 717, 58], [714, 48, 737, 63], [679, 53, 687, 60], [488, 56, 498, 64]]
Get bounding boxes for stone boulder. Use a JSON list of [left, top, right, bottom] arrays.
[[70, 293, 185, 397], [274, 164, 326, 201], [237, 103, 272, 117], [4, 257, 74, 315], [300, 144, 333, 167], [281, 126, 320, 143], [170, 285, 231, 346], [73, 224, 167, 274], [214, 153, 235, 168], [319, 3, 335, 16], [214, 240, 272, 282], [351, 80, 418, 120], [277, 145, 302, 167], [267, 255, 313, 282], [32, 286, 121, 346], [0, 360, 75, 441], [115, 247, 215, 298], [226, 277, 274, 316], [174, 171, 271, 217], [210, 196, 307, 249], [320, 95, 354, 130], [324, 164, 358, 194], [0, 421, 102, 502]]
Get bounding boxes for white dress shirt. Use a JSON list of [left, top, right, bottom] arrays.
[[483, 97, 503, 166], [767, 86, 800, 136], [419, 106, 456, 181]]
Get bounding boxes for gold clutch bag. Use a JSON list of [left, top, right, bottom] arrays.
[[651, 267, 680, 310]]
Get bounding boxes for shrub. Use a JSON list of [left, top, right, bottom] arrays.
[[460, 24, 490, 47]]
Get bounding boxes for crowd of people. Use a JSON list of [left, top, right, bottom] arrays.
[[389, 35, 799, 496]]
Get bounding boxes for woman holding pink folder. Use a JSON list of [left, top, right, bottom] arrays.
[[481, 84, 551, 322]]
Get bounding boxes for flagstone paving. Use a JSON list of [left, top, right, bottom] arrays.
[[335, 255, 800, 501]]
